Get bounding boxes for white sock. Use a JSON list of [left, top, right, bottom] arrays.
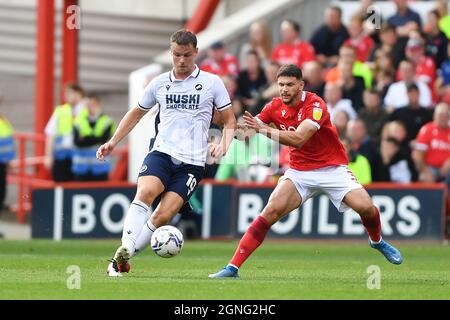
[[121, 200, 150, 254], [369, 236, 383, 245], [227, 263, 239, 271], [132, 220, 157, 257]]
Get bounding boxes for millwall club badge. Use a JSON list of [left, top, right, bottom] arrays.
[[313, 107, 323, 121]]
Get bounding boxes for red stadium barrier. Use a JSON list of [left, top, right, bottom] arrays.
[[35, 0, 55, 179], [61, 0, 79, 103], [185, 0, 220, 33]]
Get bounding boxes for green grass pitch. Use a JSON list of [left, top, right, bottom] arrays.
[[0, 240, 449, 300]]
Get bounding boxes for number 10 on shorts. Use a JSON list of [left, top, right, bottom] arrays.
[[186, 174, 197, 196]]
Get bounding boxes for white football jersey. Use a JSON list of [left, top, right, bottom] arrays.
[[138, 65, 231, 166]]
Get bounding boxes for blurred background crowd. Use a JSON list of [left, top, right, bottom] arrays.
[[199, 0, 450, 190]]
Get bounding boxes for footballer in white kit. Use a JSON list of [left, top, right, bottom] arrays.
[[96, 30, 237, 276]]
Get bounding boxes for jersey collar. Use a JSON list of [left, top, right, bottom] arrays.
[[284, 91, 307, 110], [169, 65, 201, 82], [293, 91, 307, 109]]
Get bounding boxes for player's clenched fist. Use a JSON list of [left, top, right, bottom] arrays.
[[96, 142, 115, 161]]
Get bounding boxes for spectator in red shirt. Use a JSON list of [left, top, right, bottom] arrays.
[[272, 20, 316, 69], [200, 41, 240, 77], [404, 36, 437, 102], [344, 14, 375, 63], [413, 102, 450, 183]]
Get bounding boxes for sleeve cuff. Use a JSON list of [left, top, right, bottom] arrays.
[[138, 102, 152, 111], [217, 103, 232, 111], [305, 119, 320, 129], [414, 143, 429, 151], [255, 116, 268, 125]]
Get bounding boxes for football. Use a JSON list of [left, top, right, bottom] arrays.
[[151, 225, 184, 258]]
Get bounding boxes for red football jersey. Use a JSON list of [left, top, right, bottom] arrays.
[[200, 54, 240, 77], [415, 56, 437, 103], [415, 122, 450, 168], [271, 40, 316, 68], [344, 36, 375, 62], [257, 91, 348, 170]]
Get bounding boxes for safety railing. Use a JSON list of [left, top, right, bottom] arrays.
[[7, 132, 129, 223]]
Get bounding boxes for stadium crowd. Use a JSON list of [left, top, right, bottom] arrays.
[[200, 0, 450, 192]]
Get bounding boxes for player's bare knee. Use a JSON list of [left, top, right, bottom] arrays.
[[135, 187, 157, 205], [356, 203, 376, 218], [262, 203, 282, 224], [151, 212, 171, 227]]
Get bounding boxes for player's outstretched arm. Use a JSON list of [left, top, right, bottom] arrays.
[[96, 106, 147, 161], [243, 111, 318, 149], [211, 110, 224, 128]]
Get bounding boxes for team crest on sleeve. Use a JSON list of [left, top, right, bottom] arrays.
[[313, 106, 323, 121]]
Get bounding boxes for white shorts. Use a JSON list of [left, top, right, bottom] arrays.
[[279, 165, 363, 213]]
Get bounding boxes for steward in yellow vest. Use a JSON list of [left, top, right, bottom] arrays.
[[44, 82, 87, 182], [0, 116, 15, 164], [72, 94, 115, 181], [0, 114, 15, 210]]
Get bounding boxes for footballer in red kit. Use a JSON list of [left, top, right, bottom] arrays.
[[256, 92, 348, 171], [209, 64, 403, 279]]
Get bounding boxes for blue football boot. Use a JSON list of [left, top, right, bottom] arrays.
[[369, 238, 403, 265], [208, 265, 239, 278]]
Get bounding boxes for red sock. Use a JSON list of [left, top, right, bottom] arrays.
[[360, 206, 382, 242], [230, 216, 271, 268]]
